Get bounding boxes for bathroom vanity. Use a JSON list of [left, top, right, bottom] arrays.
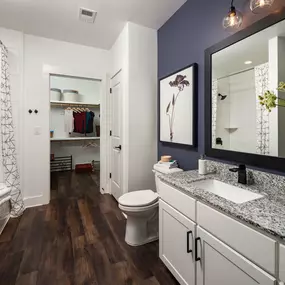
[[158, 165, 285, 285]]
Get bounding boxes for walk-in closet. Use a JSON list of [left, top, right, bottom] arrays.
[[49, 74, 101, 174]]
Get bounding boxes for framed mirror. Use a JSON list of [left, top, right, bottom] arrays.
[[205, 8, 285, 172]]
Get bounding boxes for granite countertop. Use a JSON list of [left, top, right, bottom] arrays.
[[159, 170, 285, 240]]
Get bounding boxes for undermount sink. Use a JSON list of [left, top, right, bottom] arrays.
[[191, 179, 263, 204]]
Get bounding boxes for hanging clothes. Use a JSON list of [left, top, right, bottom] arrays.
[[64, 109, 74, 134], [73, 111, 87, 134], [86, 111, 95, 134]]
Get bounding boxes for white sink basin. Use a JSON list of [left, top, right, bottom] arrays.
[[191, 179, 263, 204]]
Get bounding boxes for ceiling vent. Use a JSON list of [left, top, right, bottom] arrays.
[[79, 8, 97, 23]]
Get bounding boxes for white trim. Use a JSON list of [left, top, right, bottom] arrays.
[[24, 195, 48, 208]]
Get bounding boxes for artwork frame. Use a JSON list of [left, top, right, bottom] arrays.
[[159, 63, 198, 147]]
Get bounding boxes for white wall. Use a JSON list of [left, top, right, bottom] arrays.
[[229, 70, 256, 153], [23, 34, 109, 206], [0, 32, 111, 207], [109, 22, 157, 194], [128, 23, 157, 191], [268, 36, 285, 157], [216, 69, 256, 154], [216, 77, 230, 150], [0, 22, 157, 206]]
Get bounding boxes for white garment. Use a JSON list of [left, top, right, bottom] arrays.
[[64, 109, 74, 134]]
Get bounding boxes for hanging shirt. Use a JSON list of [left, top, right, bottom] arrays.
[[86, 111, 95, 134], [64, 109, 74, 134], [73, 112, 86, 134]]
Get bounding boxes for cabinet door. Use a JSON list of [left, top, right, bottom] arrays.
[[159, 200, 196, 285], [196, 226, 276, 285], [280, 244, 285, 282]]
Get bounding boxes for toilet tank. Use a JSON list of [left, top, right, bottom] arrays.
[[152, 167, 183, 194]]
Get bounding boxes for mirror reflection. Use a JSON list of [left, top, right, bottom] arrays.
[[212, 19, 285, 157]]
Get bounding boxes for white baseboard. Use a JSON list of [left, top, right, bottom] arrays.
[[24, 195, 48, 208]]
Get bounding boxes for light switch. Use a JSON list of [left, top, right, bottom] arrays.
[[34, 126, 41, 135]]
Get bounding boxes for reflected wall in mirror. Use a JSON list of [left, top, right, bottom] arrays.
[[212, 18, 285, 158]]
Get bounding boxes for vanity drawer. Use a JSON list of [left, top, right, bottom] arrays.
[[197, 202, 276, 274], [159, 181, 196, 222], [280, 244, 285, 282]]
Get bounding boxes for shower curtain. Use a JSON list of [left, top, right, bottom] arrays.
[[212, 79, 218, 147], [0, 41, 24, 217], [255, 63, 270, 155]]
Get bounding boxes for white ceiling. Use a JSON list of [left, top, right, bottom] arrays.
[[213, 18, 285, 79], [0, 0, 186, 49]]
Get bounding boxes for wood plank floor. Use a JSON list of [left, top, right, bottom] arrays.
[[0, 171, 179, 285]]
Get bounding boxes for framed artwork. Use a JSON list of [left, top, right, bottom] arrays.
[[159, 63, 198, 147]]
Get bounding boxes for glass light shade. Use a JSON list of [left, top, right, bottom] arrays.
[[223, 7, 243, 32], [250, 0, 275, 14]]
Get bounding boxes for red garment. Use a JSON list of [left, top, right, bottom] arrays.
[[73, 112, 86, 134]]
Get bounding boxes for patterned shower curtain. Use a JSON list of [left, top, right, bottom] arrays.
[[212, 79, 218, 147], [255, 63, 270, 155], [0, 41, 24, 217]]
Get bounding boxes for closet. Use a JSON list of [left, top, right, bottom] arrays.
[[49, 74, 101, 173]]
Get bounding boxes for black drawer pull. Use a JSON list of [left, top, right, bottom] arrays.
[[195, 237, 201, 261], [187, 231, 192, 253]]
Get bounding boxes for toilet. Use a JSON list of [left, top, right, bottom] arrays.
[[118, 165, 183, 246]]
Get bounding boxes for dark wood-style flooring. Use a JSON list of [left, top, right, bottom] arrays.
[[0, 171, 179, 285]]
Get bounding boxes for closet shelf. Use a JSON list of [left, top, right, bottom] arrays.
[[51, 137, 100, 142], [50, 101, 100, 108]]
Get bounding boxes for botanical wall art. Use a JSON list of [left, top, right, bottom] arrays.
[[160, 63, 197, 146]]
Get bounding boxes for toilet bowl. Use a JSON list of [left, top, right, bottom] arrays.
[[118, 190, 159, 246], [118, 165, 183, 246]]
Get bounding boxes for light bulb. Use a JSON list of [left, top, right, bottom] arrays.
[[250, 0, 275, 14], [223, 5, 243, 32]]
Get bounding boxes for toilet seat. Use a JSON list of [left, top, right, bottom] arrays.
[[118, 190, 158, 207], [119, 201, 159, 212]]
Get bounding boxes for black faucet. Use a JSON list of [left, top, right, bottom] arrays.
[[229, 164, 247, 185]]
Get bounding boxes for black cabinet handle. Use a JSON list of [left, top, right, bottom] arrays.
[[195, 237, 201, 261], [186, 231, 192, 253]]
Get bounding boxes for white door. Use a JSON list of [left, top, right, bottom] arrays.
[[196, 226, 276, 285], [110, 72, 123, 200], [159, 200, 196, 285]]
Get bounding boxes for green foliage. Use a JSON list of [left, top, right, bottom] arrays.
[[259, 82, 285, 112]]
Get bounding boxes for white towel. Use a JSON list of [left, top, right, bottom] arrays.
[[154, 164, 183, 174]]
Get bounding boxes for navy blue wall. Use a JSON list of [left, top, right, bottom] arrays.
[[158, 0, 285, 171]]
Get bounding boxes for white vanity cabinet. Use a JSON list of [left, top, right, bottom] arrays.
[[280, 244, 285, 282], [196, 226, 276, 285], [159, 200, 196, 285], [158, 180, 278, 285]]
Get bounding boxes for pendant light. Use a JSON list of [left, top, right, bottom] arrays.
[[223, 0, 243, 32], [250, 0, 275, 14]]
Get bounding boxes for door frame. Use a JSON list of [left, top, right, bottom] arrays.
[[106, 69, 124, 196]]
